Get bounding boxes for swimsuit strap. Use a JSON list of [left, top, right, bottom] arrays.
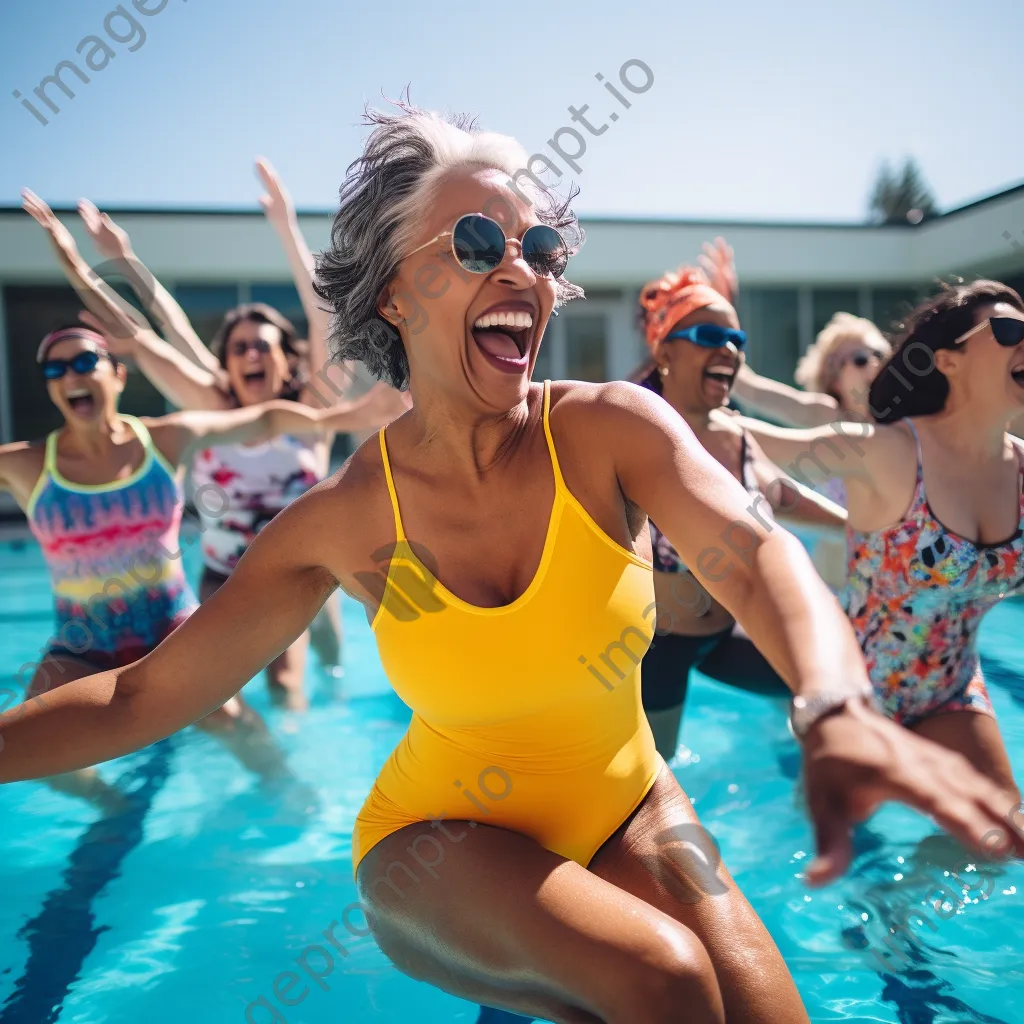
[[739, 430, 758, 495], [43, 427, 60, 476], [378, 427, 407, 542], [541, 379, 568, 496], [903, 417, 927, 508]]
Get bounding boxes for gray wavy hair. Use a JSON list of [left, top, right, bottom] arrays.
[[313, 99, 585, 390]]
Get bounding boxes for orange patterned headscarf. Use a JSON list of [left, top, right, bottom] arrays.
[[639, 266, 727, 354]]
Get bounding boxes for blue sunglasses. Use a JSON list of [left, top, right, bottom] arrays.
[[664, 324, 747, 350]]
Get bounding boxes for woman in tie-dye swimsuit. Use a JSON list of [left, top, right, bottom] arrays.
[[0, 320, 387, 808], [723, 279, 1024, 796]]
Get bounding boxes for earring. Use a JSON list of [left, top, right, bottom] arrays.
[[659, 365, 669, 377]]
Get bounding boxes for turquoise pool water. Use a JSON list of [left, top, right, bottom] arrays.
[[1, 535, 1022, 1024]]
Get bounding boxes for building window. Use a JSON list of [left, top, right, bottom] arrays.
[[739, 288, 800, 384], [4, 285, 168, 442], [173, 283, 240, 347], [872, 287, 921, 334], [532, 331, 553, 382], [565, 314, 608, 382], [811, 289, 861, 337]]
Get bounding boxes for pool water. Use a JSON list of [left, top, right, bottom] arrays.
[[1, 536, 1022, 1024]]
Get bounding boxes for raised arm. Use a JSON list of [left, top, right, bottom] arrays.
[[0, 485, 340, 778], [594, 381, 1022, 880], [22, 190, 151, 335], [255, 158, 354, 403], [77, 199, 226, 380], [732, 364, 841, 427]]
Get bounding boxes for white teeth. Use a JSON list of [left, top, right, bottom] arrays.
[[472, 311, 534, 330], [67, 389, 90, 399]]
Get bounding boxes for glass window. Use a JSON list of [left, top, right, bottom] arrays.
[[812, 289, 861, 338], [564, 314, 607, 382], [250, 282, 308, 340], [532, 331, 553, 382], [4, 285, 169, 441], [739, 288, 800, 385], [872, 287, 921, 334], [173, 283, 240, 347]]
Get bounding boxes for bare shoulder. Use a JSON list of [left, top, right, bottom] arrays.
[[0, 440, 47, 506], [547, 379, 675, 437]]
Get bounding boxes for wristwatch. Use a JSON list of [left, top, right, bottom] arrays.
[[788, 685, 877, 741]]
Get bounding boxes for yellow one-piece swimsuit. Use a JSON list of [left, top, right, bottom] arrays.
[[352, 380, 663, 876]]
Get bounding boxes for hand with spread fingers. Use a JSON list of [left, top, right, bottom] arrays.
[[23, 189, 85, 274], [801, 699, 1024, 885], [78, 198, 134, 262], [697, 236, 738, 305], [255, 157, 296, 233]]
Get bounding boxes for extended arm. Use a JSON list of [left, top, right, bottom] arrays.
[[0, 492, 337, 778], [78, 199, 225, 378], [732, 365, 841, 428], [598, 381, 1022, 879], [154, 386, 408, 467]]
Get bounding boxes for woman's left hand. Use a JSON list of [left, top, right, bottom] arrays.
[[802, 701, 1024, 885], [255, 157, 295, 231], [697, 236, 738, 304]]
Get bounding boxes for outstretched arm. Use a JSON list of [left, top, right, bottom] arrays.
[[732, 365, 841, 428], [594, 381, 1023, 881], [153, 385, 409, 467], [77, 199, 226, 380], [729, 414, 876, 490], [0, 489, 338, 779], [255, 158, 354, 403]]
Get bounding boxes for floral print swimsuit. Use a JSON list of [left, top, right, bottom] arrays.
[[840, 420, 1024, 726]]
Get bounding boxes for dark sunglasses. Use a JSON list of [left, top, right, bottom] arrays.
[[405, 214, 570, 278], [664, 324, 747, 351], [229, 338, 273, 357], [954, 316, 1024, 348], [843, 349, 884, 369], [41, 350, 108, 380]]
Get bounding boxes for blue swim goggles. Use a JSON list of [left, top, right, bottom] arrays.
[[664, 324, 747, 350]]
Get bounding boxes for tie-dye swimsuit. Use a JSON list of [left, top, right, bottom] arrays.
[[26, 416, 198, 671], [841, 420, 1024, 725]]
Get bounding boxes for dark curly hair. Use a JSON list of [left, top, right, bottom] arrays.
[[868, 279, 1024, 422], [313, 97, 585, 390]]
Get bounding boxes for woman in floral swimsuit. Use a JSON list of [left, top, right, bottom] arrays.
[[731, 279, 1024, 795]]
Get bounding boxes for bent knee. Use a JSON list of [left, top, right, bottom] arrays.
[[609, 921, 724, 1024]]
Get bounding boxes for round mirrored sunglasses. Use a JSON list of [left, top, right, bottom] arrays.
[[405, 214, 570, 278]]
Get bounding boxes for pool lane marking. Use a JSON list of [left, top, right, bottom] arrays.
[[0, 740, 175, 1024]]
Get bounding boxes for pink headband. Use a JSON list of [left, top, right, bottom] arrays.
[[37, 327, 109, 363]]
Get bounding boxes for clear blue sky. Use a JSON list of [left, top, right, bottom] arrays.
[[2, 0, 1021, 221]]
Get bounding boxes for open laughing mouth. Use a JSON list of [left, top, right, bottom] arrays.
[[471, 310, 533, 375], [1012, 367, 1024, 388], [65, 387, 95, 416], [242, 369, 267, 387], [702, 365, 737, 394]]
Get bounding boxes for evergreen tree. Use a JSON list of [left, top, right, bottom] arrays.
[[869, 158, 938, 224]]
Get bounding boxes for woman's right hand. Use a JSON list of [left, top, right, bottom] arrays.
[[78, 199, 134, 261]]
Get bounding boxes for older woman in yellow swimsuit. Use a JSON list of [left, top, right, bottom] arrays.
[[2, 104, 1021, 1024]]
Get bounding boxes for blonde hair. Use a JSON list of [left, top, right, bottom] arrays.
[[795, 312, 891, 399]]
